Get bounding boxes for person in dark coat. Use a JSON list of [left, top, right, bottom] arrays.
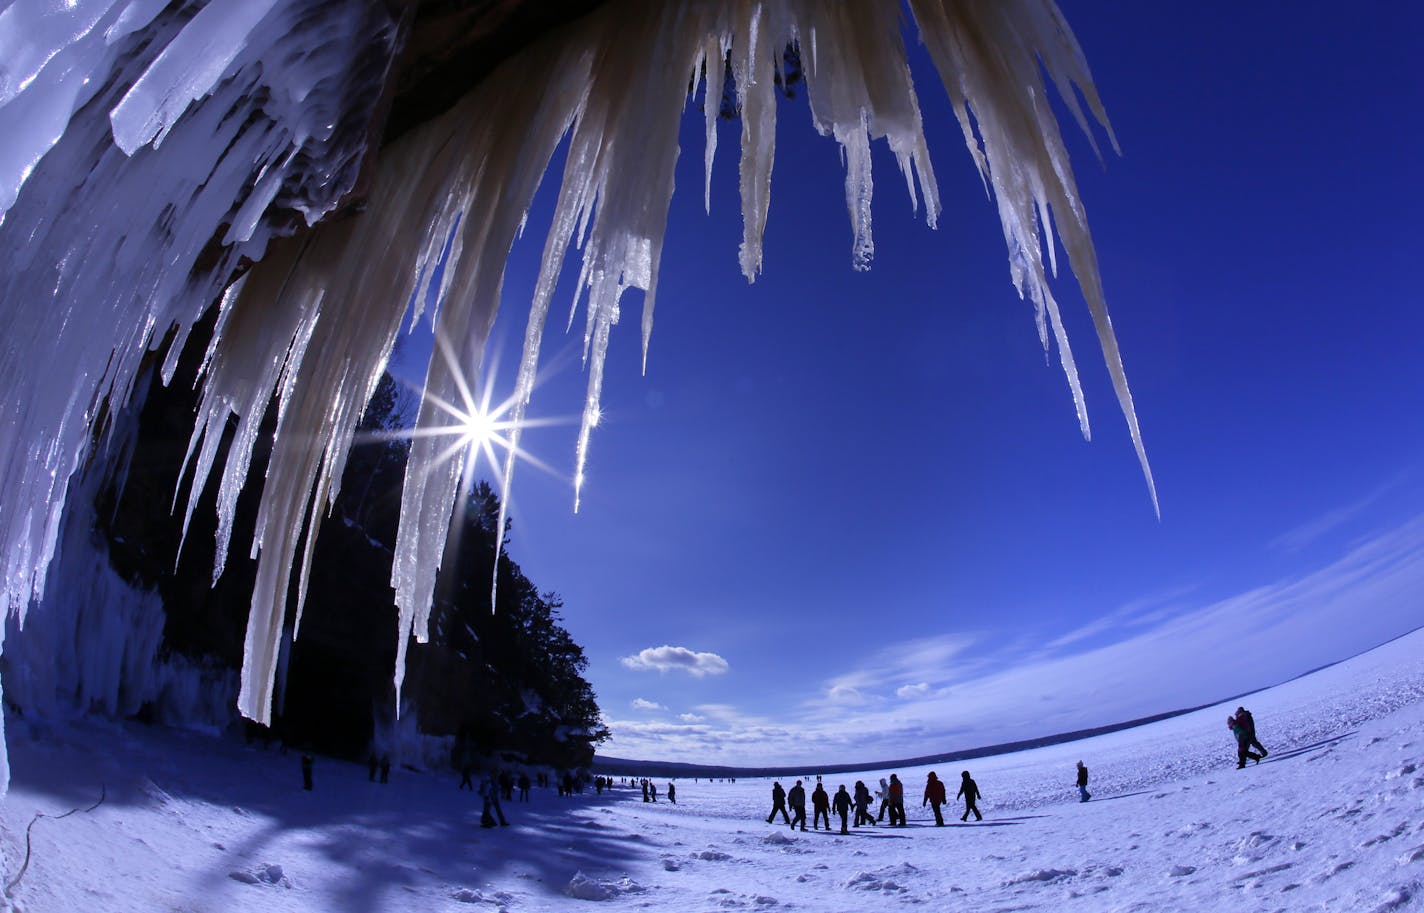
[[923, 771, 946, 825], [459, 765, 475, 790], [766, 781, 790, 824], [887, 773, 906, 826], [1076, 761, 1091, 802], [368, 753, 378, 782], [300, 754, 314, 791], [1235, 707, 1268, 759], [667, 781, 676, 804], [957, 770, 983, 821], [480, 772, 510, 827], [811, 782, 831, 830], [1228, 715, 1262, 768], [787, 779, 807, 831], [853, 780, 875, 826], [517, 772, 531, 801], [379, 755, 390, 783], [832, 785, 852, 834]]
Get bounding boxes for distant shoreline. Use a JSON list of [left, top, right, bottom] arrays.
[[593, 626, 1424, 778]]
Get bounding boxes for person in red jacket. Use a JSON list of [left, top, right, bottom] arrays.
[[922, 771, 946, 825], [886, 774, 906, 826]]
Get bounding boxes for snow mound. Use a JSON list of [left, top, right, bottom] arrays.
[[1003, 868, 1077, 885], [693, 849, 734, 861], [846, 862, 920, 893], [563, 871, 647, 901], [228, 862, 290, 887], [761, 832, 796, 845]]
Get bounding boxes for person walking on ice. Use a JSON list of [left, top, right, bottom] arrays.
[[766, 781, 791, 824], [887, 773, 906, 826], [788, 780, 808, 831], [1076, 761, 1091, 802], [479, 771, 510, 828], [812, 781, 830, 830], [957, 770, 983, 821], [832, 785, 852, 834], [923, 771, 946, 825], [853, 780, 876, 827], [1235, 706, 1268, 759], [1228, 714, 1262, 768]]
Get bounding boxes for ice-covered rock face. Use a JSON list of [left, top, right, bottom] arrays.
[[0, 0, 1153, 784]]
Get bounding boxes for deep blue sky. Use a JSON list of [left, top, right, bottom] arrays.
[[395, 2, 1424, 765]]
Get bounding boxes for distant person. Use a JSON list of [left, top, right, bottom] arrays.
[[887, 774, 906, 826], [368, 753, 378, 782], [875, 777, 891, 822], [853, 780, 875, 826], [459, 765, 475, 790], [517, 772, 531, 801], [480, 772, 510, 827], [1228, 714, 1262, 768], [379, 755, 390, 784], [812, 782, 830, 830], [301, 754, 313, 791], [766, 781, 791, 824], [832, 785, 852, 834], [649, 781, 658, 802], [922, 771, 946, 825], [788, 779, 808, 831], [1235, 707, 1268, 759], [667, 782, 676, 804], [641, 778, 650, 802], [500, 770, 515, 801], [1076, 761, 1091, 802], [957, 770, 983, 821]]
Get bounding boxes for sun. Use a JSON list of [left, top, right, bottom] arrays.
[[359, 329, 567, 500]]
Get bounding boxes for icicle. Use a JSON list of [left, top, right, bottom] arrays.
[[0, 0, 1157, 764]]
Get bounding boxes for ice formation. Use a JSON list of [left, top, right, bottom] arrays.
[[0, 0, 1155, 783]]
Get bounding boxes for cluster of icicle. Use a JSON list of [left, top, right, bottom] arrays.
[[0, 0, 1156, 776]]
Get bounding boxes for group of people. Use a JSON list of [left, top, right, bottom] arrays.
[[638, 778, 676, 803], [754, 706, 1270, 832], [766, 771, 984, 834]]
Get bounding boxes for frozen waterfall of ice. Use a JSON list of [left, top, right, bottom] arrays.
[[0, 0, 1154, 787]]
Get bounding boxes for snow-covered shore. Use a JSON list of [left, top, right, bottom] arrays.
[[3, 629, 1422, 912]]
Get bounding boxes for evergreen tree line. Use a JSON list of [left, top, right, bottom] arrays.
[[98, 318, 607, 771]]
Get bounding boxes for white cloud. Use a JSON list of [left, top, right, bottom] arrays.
[[896, 682, 932, 700], [1269, 475, 1404, 552], [678, 712, 705, 722], [621, 645, 729, 677], [827, 684, 865, 705], [631, 698, 666, 711]]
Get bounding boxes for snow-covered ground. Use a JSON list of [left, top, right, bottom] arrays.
[[3, 630, 1423, 913]]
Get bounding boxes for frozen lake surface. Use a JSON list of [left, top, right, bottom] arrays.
[[2, 629, 1422, 912]]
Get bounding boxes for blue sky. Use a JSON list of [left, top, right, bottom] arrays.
[[394, 2, 1424, 765]]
